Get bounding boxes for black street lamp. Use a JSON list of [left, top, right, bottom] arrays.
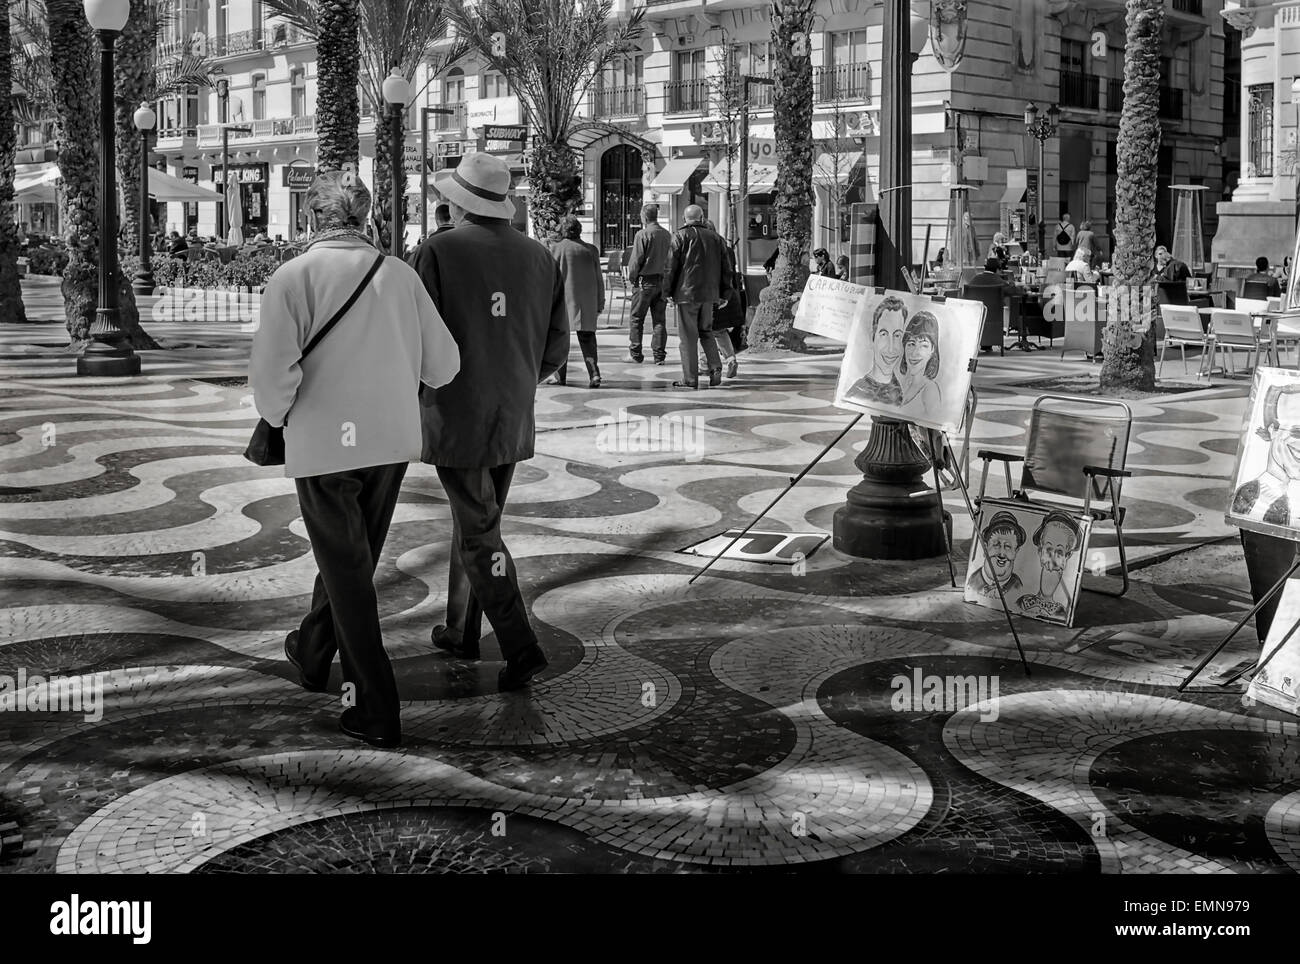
[[132, 102, 156, 295], [78, 0, 139, 377], [382, 67, 412, 257], [1024, 102, 1061, 258]]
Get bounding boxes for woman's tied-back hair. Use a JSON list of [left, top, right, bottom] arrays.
[[306, 169, 371, 230], [559, 215, 582, 241]]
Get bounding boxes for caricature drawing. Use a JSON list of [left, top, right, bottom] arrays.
[[1016, 510, 1083, 621], [965, 510, 1025, 598], [899, 310, 943, 415], [844, 296, 907, 406], [1231, 381, 1300, 531]]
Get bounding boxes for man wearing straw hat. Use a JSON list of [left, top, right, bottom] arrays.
[[409, 153, 569, 692]]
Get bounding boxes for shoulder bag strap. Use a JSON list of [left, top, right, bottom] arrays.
[[300, 253, 385, 361]]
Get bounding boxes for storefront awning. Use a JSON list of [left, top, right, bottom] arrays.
[[701, 161, 778, 195], [649, 156, 706, 195], [999, 185, 1026, 205], [148, 168, 223, 203], [812, 152, 863, 187], [13, 164, 59, 203]]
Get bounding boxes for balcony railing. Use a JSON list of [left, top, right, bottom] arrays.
[[197, 114, 316, 146], [1159, 85, 1183, 120], [430, 102, 466, 131], [1059, 70, 1100, 110], [591, 85, 645, 118], [815, 63, 870, 104], [666, 78, 709, 114], [1172, 0, 1203, 14], [209, 22, 310, 59]]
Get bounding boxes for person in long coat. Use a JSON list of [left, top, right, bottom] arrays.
[[549, 216, 606, 387]]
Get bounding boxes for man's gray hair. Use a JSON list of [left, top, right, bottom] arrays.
[[305, 170, 371, 230], [684, 204, 704, 223]]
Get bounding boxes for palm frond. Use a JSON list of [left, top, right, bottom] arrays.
[[261, 0, 323, 37]]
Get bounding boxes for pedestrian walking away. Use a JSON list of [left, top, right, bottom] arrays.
[[409, 152, 568, 692], [625, 203, 671, 364], [664, 204, 729, 389], [549, 215, 605, 387], [249, 169, 461, 749], [699, 223, 744, 379]]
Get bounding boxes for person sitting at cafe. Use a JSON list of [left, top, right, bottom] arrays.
[[836, 255, 849, 280], [1244, 256, 1283, 298], [931, 247, 947, 270], [987, 233, 1010, 271], [167, 230, 189, 258], [1152, 244, 1191, 307], [812, 248, 837, 278], [964, 257, 1019, 353]]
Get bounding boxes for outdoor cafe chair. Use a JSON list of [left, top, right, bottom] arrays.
[[1208, 309, 1267, 376], [1157, 304, 1210, 377], [1241, 279, 1274, 301], [975, 394, 1134, 597]]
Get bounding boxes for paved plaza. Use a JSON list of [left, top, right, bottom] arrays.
[[1, 278, 1297, 874]]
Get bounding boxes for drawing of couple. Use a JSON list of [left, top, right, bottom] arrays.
[[845, 295, 942, 414]]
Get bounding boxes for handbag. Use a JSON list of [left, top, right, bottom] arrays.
[[244, 253, 385, 465]]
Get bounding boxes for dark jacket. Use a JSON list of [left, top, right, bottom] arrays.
[[664, 222, 727, 304], [626, 221, 671, 282], [1243, 271, 1282, 297], [713, 245, 746, 330], [552, 237, 604, 333], [409, 215, 569, 468]]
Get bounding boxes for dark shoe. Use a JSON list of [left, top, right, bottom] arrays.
[[629, 350, 644, 364], [725, 358, 738, 378], [671, 380, 698, 389], [708, 368, 722, 387], [432, 624, 480, 660], [284, 631, 327, 693], [589, 375, 602, 388], [654, 356, 668, 366], [498, 645, 549, 692], [339, 708, 401, 749]]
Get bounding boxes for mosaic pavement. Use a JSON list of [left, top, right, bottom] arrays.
[[1, 280, 1297, 873]]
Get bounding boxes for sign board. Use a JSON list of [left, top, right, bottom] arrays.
[[792, 274, 869, 343], [681, 530, 829, 565], [1247, 577, 1300, 715], [1226, 367, 1300, 540], [483, 140, 519, 153], [213, 163, 266, 185], [467, 96, 521, 128], [282, 166, 315, 189], [747, 138, 777, 165], [483, 124, 527, 142], [182, 166, 199, 183]]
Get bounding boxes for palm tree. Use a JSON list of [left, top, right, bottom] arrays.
[[1, 6, 30, 325], [315, 0, 362, 171], [448, 0, 644, 241], [748, 0, 815, 352], [1100, 0, 1164, 391], [265, 0, 464, 252]]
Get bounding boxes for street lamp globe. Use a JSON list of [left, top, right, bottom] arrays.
[[133, 103, 156, 132], [1024, 102, 1038, 128], [1046, 103, 1062, 128], [83, 0, 130, 32], [383, 67, 411, 106]]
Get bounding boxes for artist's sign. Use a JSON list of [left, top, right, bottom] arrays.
[[792, 274, 869, 343]]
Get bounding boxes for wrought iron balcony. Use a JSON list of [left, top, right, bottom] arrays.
[[197, 114, 317, 146], [209, 23, 309, 59], [815, 63, 870, 104], [1172, 0, 1203, 15], [430, 102, 467, 132], [665, 78, 709, 114], [591, 85, 645, 118], [1059, 70, 1100, 110]]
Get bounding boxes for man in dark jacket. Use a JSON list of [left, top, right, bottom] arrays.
[[431, 202, 455, 236], [663, 205, 728, 388], [625, 203, 671, 364], [409, 153, 569, 691]]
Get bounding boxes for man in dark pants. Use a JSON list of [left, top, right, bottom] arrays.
[[409, 153, 569, 691], [626, 203, 671, 364], [664, 204, 728, 389]]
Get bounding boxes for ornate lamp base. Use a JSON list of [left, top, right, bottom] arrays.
[[832, 417, 948, 560], [132, 267, 155, 297], [77, 315, 141, 377]]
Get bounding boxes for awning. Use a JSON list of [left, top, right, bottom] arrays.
[[649, 156, 706, 195], [812, 152, 863, 187], [701, 161, 778, 195], [999, 185, 1026, 205], [148, 168, 223, 203], [13, 164, 59, 202]]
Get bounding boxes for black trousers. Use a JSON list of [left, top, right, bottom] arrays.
[[295, 462, 407, 730], [629, 278, 668, 360], [555, 330, 598, 383], [436, 463, 538, 660]]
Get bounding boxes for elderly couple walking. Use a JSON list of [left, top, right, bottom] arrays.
[[249, 154, 568, 749]]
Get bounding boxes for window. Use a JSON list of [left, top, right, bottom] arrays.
[[480, 72, 510, 99], [600, 54, 643, 90], [673, 48, 706, 82], [251, 73, 267, 120], [823, 29, 868, 102], [1248, 83, 1274, 177], [217, 0, 229, 39], [443, 67, 465, 104], [290, 68, 306, 117], [1058, 38, 1098, 109], [827, 29, 867, 68], [669, 49, 707, 113], [731, 41, 772, 78]]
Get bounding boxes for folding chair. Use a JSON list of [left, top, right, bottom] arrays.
[[1158, 304, 1210, 377], [976, 394, 1133, 597], [1208, 308, 1265, 376]]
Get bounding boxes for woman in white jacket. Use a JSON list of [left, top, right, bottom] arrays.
[[250, 170, 460, 749]]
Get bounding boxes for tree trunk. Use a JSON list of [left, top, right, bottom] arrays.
[[373, 106, 408, 254], [0, 6, 29, 325], [749, 0, 814, 352], [527, 141, 582, 243], [316, 0, 361, 173], [1100, 0, 1163, 391]]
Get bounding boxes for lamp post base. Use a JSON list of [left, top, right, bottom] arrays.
[[832, 417, 948, 560], [77, 335, 141, 377], [132, 268, 155, 297]]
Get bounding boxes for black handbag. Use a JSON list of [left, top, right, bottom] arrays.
[[244, 253, 385, 466]]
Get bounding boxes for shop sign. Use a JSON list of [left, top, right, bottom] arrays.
[[468, 97, 522, 128], [182, 167, 199, 183], [747, 138, 777, 165], [213, 164, 266, 185], [282, 166, 315, 189], [690, 121, 730, 145], [482, 124, 527, 142]]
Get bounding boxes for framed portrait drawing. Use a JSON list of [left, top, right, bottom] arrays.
[[1246, 576, 1300, 716], [964, 498, 1094, 627], [834, 289, 985, 433], [1225, 367, 1300, 540]]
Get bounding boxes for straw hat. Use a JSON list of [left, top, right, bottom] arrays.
[[433, 152, 516, 220]]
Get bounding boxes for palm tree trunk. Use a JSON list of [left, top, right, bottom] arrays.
[[528, 141, 582, 243], [373, 105, 408, 253], [1100, 0, 1163, 391], [316, 0, 361, 172], [749, 0, 814, 352], [0, 7, 29, 325]]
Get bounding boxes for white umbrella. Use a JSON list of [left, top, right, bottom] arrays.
[[225, 177, 244, 246]]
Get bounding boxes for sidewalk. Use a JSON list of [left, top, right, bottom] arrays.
[[1, 276, 1295, 874]]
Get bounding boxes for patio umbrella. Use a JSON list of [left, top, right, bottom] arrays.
[[225, 177, 244, 246]]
